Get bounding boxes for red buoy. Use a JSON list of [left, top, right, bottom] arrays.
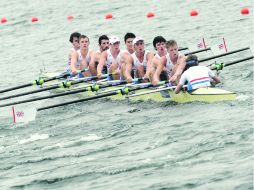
[[241, 8, 249, 15], [31, 17, 38, 22], [146, 12, 155, 18], [190, 10, 198, 16], [1, 17, 7, 23], [105, 13, 113, 19], [67, 15, 74, 21]]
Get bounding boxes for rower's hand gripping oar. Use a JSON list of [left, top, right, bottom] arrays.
[[0, 68, 89, 94]]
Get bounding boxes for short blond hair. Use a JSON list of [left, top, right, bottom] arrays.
[[166, 40, 177, 49]]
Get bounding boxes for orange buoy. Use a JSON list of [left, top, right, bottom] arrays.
[[146, 12, 155, 18], [105, 13, 113, 19], [31, 17, 38, 22], [67, 15, 74, 20], [241, 8, 249, 15], [190, 9, 198, 16], [1, 17, 7, 23]]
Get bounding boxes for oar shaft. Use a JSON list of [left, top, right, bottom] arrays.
[[0, 69, 88, 94], [37, 91, 119, 111], [0, 75, 104, 100], [0, 73, 67, 94], [43, 73, 68, 82], [199, 47, 250, 63], [210, 56, 254, 70], [179, 47, 188, 51], [0, 85, 91, 107], [0, 79, 128, 107], [37, 84, 154, 111], [225, 56, 254, 67], [0, 85, 60, 101], [184, 48, 211, 56], [41, 69, 88, 82], [0, 83, 32, 94]]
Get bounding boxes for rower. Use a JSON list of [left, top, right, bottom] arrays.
[[124, 37, 154, 83], [119, 33, 136, 80], [68, 35, 95, 78], [149, 36, 168, 82], [123, 32, 136, 54], [67, 32, 81, 69], [97, 36, 121, 80], [175, 55, 220, 94], [152, 40, 186, 85], [89, 35, 109, 76]]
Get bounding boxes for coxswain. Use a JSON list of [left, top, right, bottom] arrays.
[[175, 54, 220, 94]]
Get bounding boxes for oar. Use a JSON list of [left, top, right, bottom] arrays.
[[179, 47, 188, 51], [10, 82, 167, 123], [210, 56, 254, 70], [37, 82, 165, 111], [0, 69, 89, 94], [0, 78, 142, 108], [127, 84, 190, 98], [199, 47, 250, 63], [128, 85, 176, 98], [0, 74, 107, 101], [184, 47, 211, 56]]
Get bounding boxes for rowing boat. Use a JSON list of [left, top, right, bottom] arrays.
[[0, 48, 251, 124], [39, 71, 237, 103]]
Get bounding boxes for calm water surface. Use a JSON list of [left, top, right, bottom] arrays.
[[0, 0, 253, 189]]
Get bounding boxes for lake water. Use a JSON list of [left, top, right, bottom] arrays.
[[0, 0, 253, 189]]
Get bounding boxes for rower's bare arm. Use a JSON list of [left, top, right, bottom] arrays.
[[119, 52, 128, 67], [144, 52, 154, 79], [68, 48, 76, 61], [152, 57, 165, 85], [70, 52, 79, 75], [170, 55, 187, 82], [88, 51, 96, 66], [97, 51, 107, 77], [89, 51, 97, 76], [125, 55, 134, 83], [174, 84, 183, 94], [95, 52, 101, 63], [212, 76, 221, 84]]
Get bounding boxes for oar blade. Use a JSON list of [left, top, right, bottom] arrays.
[[11, 106, 37, 123]]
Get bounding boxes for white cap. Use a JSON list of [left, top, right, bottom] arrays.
[[133, 37, 144, 45], [109, 36, 120, 44]]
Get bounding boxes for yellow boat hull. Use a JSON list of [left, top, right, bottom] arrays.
[[40, 72, 237, 103], [81, 86, 236, 103]]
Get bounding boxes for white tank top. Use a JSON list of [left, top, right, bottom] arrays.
[[105, 49, 121, 69], [165, 53, 183, 75], [154, 50, 168, 59], [130, 51, 150, 78], [132, 50, 150, 69], [66, 49, 91, 72]]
